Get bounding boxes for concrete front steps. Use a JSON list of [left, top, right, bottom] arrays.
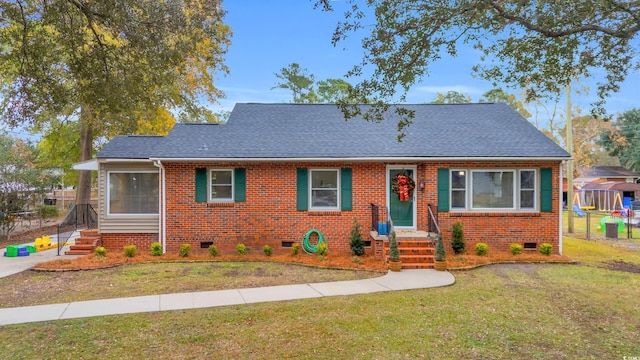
[[65, 229, 102, 255], [383, 230, 436, 269]]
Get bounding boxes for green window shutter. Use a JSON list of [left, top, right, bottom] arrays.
[[234, 168, 246, 202], [296, 168, 308, 211], [195, 168, 207, 203], [540, 168, 553, 212], [437, 168, 450, 212], [340, 168, 352, 211]]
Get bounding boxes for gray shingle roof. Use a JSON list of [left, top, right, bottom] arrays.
[[97, 135, 164, 159], [98, 103, 570, 159], [581, 166, 639, 178]]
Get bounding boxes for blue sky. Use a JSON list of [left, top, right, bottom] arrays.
[[214, 0, 639, 124]]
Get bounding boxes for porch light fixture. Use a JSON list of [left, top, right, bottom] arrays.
[[419, 178, 425, 190]]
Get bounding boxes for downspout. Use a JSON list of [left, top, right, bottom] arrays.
[[559, 161, 564, 255], [154, 160, 167, 254]]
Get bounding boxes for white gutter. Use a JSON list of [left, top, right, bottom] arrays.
[[148, 156, 571, 162], [72, 159, 99, 170], [153, 160, 167, 254], [99, 158, 156, 163], [559, 161, 564, 255]]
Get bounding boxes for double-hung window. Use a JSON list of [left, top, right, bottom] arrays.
[[451, 170, 467, 209], [310, 169, 339, 210], [209, 169, 233, 202], [108, 171, 159, 215], [448, 168, 538, 211], [519, 170, 536, 209]]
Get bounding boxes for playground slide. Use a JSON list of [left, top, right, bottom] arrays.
[[572, 205, 586, 217]]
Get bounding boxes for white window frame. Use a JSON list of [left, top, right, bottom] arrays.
[[309, 168, 340, 211], [209, 169, 234, 202], [450, 168, 538, 212], [518, 169, 537, 210], [450, 169, 467, 210], [107, 170, 159, 216], [471, 169, 517, 211]]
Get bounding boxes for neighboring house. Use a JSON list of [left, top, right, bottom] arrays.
[[575, 165, 640, 187], [95, 103, 570, 263]]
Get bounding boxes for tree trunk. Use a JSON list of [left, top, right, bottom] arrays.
[[76, 107, 94, 206]]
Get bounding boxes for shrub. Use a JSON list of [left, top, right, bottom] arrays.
[[150, 242, 163, 256], [349, 217, 365, 256], [37, 205, 59, 220], [317, 242, 328, 256], [236, 243, 247, 255], [388, 231, 400, 262], [123, 245, 137, 258], [451, 221, 465, 254], [263, 245, 272, 256], [539, 243, 553, 256], [475, 243, 489, 256], [179, 244, 191, 257], [94, 246, 107, 258], [208, 244, 219, 257], [434, 232, 446, 261], [290, 243, 300, 256], [510, 243, 523, 255], [351, 256, 363, 264]]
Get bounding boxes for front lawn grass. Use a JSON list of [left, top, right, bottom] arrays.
[[0, 262, 381, 308], [0, 237, 639, 359]]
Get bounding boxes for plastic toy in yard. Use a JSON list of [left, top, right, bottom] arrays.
[[34, 235, 52, 250], [599, 216, 625, 233], [3, 245, 35, 257]]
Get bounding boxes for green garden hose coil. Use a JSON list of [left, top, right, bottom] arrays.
[[302, 228, 325, 254]]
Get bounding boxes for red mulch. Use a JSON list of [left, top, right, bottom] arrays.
[[32, 249, 573, 272], [33, 252, 390, 272]]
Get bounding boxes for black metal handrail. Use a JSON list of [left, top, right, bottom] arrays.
[[57, 204, 98, 256], [427, 203, 440, 234]]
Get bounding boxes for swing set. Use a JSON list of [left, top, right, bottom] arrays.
[[573, 189, 624, 212]]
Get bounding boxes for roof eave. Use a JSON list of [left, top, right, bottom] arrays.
[[148, 156, 570, 162]]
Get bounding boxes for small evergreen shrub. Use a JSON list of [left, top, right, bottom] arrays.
[[451, 221, 465, 254], [539, 243, 553, 256], [263, 245, 272, 256], [290, 243, 300, 256], [434, 232, 446, 261], [317, 242, 327, 256], [179, 243, 191, 257], [150, 242, 162, 256], [351, 256, 363, 264], [236, 243, 247, 255], [388, 231, 400, 262], [94, 246, 107, 258], [208, 244, 219, 257], [349, 217, 365, 256], [510, 243, 523, 255], [475, 243, 489, 256], [123, 245, 137, 258]]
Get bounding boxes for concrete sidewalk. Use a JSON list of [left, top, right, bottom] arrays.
[[0, 269, 455, 326]]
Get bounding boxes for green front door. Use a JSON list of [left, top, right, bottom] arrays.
[[389, 168, 415, 227]]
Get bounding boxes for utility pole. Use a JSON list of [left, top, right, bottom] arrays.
[[566, 82, 574, 233]]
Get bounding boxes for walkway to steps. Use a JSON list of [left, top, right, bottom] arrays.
[[0, 269, 455, 326]]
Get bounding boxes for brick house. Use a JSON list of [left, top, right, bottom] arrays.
[[95, 103, 570, 266]]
